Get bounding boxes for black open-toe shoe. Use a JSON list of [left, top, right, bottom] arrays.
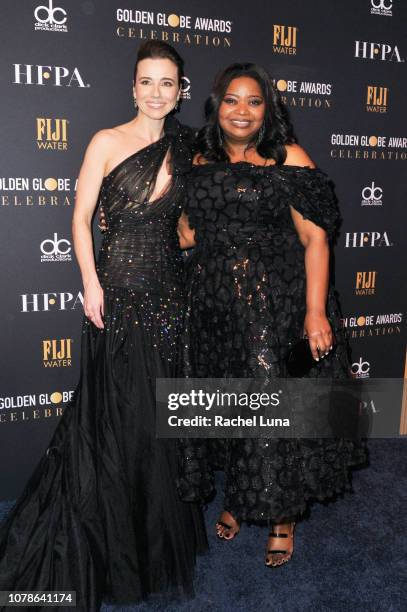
[[265, 522, 295, 567], [216, 511, 240, 541]]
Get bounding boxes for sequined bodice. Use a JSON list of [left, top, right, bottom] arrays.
[[96, 122, 194, 294]]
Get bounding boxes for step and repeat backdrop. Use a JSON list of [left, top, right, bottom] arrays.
[[0, 0, 406, 499]]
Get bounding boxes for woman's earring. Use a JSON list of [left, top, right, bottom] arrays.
[[217, 124, 224, 146], [174, 100, 180, 112], [256, 123, 265, 145], [133, 96, 138, 109]]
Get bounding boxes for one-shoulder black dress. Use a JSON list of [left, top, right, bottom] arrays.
[[0, 119, 207, 611], [177, 161, 367, 524]]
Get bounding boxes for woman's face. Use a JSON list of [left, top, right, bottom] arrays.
[[218, 76, 265, 144], [133, 58, 180, 120]]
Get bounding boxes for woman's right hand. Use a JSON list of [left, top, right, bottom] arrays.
[[83, 279, 104, 329]]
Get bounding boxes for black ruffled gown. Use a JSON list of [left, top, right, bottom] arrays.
[[178, 161, 367, 524], [0, 119, 207, 611]]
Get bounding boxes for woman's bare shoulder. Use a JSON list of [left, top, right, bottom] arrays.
[[91, 121, 133, 144], [85, 123, 136, 162], [283, 143, 316, 168], [86, 128, 121, 153]]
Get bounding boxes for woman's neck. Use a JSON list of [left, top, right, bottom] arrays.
[[224, 141, 268, 165], [130, 112, 166, 144], [224, 141, 251, 161]]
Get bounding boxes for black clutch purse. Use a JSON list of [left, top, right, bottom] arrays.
[[285, 338, 316, 377], [285, 337, 337, 377]]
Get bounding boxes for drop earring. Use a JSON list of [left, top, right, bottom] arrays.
[[133, 96, 138, 110], [256, 123, 265, 145], [217, 124, 224, 146]]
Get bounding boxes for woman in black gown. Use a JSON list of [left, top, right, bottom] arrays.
[[176, 63, 366, 567], [0, 41, 207, 611]]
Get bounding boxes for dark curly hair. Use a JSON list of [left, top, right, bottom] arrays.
[[197, 63, 297, 164]]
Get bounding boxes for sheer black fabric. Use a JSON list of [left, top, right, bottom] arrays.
[[177, 161, 367, 524], [0, 118, 207, 611]]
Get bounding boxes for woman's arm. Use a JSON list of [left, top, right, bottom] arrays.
[[291, 211, 333, 359], [176, 152, 206, 249], [72, 131, 111, 329], [177, 212, 195, 249], [285, 144, 333, 360]]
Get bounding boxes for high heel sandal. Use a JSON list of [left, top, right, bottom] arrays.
[[216, 511, 240, 541], [265, 522, 295, 567]]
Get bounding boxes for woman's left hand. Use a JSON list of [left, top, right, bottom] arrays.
[[303, 312, 334, 361]]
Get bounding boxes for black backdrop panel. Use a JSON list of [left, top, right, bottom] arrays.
[[0, 0, 406, 499]]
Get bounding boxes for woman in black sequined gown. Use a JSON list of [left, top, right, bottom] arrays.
[[177, 64, 366, 567], [0, 42, 207, 611]]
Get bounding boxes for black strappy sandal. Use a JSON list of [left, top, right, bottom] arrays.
[[265, 522, 295, 567], [216, 511, 240, 541]]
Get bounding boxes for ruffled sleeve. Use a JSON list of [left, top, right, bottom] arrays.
[[276, 166, 341, 240]]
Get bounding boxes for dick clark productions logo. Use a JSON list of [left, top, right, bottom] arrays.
[[40, 233, 72, 262], [34, 0, 68, 32]]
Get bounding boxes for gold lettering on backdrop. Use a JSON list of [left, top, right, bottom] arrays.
[[36, 119, 68, 142], [355, 271, 377, 295], [366, 86, 388, 113], [330, 149, 407, 161], [43, 339, 72, 367], [351, 326, 401, 338], [273, 25, 298, 54], [36, 118, 68, 150], [1, 195, 72, 206], [116, 26, 231, 47], [280, 96, 331, 109], [0, 407, 65, 424]]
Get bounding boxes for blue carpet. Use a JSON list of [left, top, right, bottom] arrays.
[[1, 440, 406, 612]]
